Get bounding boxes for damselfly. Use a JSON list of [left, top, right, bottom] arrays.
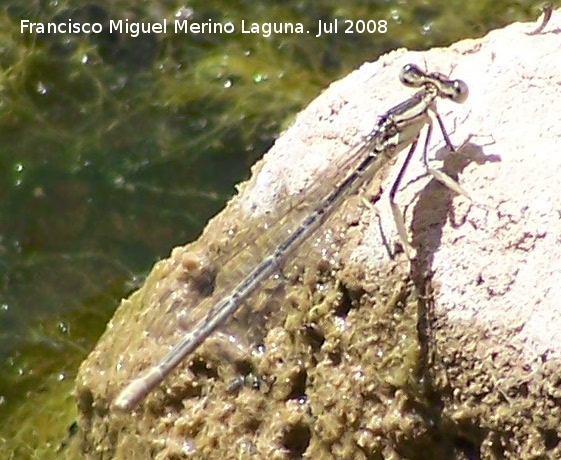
[[114, 63, 469, 411], [527, 2, 553, 35]]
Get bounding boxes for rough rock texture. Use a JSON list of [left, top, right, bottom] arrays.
[[76, 11, 561, 460]]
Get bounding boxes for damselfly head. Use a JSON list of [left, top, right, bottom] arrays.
[[443, 79, 469, 104], [399, 63, 426, 88], [399, 63, 468, 104]]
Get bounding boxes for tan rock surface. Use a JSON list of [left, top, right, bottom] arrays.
[[76, 11, 561, 460]]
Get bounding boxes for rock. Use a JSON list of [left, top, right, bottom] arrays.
[[76, 10, 561, 459]]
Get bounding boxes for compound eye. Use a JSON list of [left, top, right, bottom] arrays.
[[450, 79, 469, 103], [399, 64, 425, 88]]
